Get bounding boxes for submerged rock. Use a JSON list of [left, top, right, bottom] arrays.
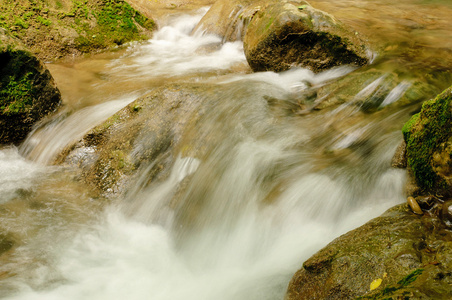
[[0, 29, 61, 145], [56, 83, 209, 197], [243, 1, 369, 72], [285, 204, 452, 299]]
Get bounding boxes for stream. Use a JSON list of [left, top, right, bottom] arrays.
[[0, 2, 451, 299]]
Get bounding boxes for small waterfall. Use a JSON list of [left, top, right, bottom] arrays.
[[20, 96, 136, 165], [108, 8, 247, 80], [0, 7, 415, 300], [222, 7, 246, 43]]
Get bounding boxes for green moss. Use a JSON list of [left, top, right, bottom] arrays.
[[131, 105, 142, 113], [73, 0, 154, 52], [401, 113, 419, 140], [0, 72, 34, 115], [0, 48, 38, 116], [111, 150, 126, 169], [397, 268, 423, 287], [402, 87, 452, 190], [23, 11, 34, 20], [100, 114, 120, 130], [0, 0, 155, 57], [14, 17, 28, 29], [36, 16, 51, 26]]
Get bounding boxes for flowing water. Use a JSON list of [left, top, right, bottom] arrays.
[[0, 2, 451, 299]]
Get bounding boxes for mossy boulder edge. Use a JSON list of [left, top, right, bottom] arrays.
[[0, 29, 61, 145], [402, 86, 452, 195]]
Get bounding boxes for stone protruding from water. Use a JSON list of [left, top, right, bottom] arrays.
[[402, 86, 452, 196], [195, 0, 370, 73], [243, 1, 369, 72], [285, 204, 452, 299], [0, 29, 61, 145]]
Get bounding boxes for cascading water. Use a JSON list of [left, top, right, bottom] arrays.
[[0, 6, 416, 300]]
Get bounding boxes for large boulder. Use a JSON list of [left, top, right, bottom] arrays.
[[0, 29, 61, 145], [194, 0, 370, 73], [285, 204, 452, 299], [243, 1, 369, 72], [402, 86, 452, 196]]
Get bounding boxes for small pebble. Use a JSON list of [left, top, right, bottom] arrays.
[[407, 196, 423, 215]]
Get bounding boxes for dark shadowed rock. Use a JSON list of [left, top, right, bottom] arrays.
[[0, 29, 61, 145]]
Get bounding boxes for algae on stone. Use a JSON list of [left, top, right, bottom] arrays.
[[0, 30, 61, 144], [0, 0, 155, 61], [402, 86, 452, 193]]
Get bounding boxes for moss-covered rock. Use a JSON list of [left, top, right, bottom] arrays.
[[243, 0, 369, 72], [0, 0, 155, 61], [285, 204, 452, 300], [0, 29, 61, 145], [402, 86, 452, 195], [195, 0, 369, 73]]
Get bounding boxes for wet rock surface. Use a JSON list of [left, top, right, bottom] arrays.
[[285, 204, 452, 300], [0, 29, 61, 145], [243, 0, 369, 72]]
